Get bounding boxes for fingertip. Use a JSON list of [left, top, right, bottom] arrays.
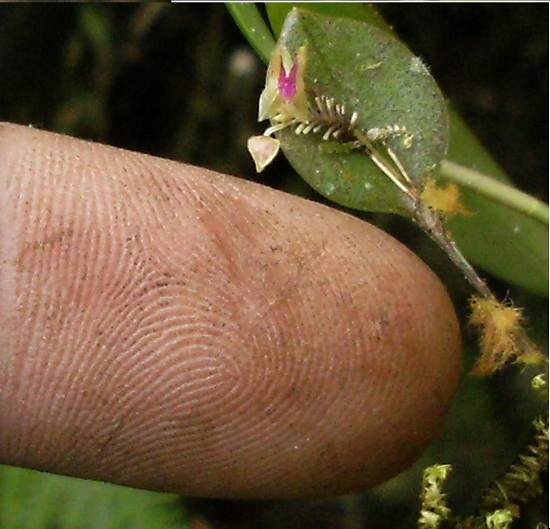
[[0, 124, 461, 498]]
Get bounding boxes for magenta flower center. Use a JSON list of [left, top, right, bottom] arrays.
[[278, 63, 298, 102]]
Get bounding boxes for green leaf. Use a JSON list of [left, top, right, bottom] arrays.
[[266, 3, 387, 35], [262, 3, 548, 296], [273, 8, 449, 215], [443, 111, 549, 296], [225, 3, 275, 64]]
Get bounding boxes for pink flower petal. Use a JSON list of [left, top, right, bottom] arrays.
[[278, 63, 298, 102]]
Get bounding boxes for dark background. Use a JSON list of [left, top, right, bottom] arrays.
[[0, 4, 547, 529]]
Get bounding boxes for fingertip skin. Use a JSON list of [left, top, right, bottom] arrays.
[[0, 123, 461, 498]]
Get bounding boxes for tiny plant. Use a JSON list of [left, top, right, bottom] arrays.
[[230, 5, 549, 528], [247, 15, 546, 377]]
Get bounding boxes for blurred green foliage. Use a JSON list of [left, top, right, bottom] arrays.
[[0, 466, 186, 529]]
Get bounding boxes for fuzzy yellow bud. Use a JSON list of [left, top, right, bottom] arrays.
[[421, 179, 470, 218], [469, 296, 523, 376]]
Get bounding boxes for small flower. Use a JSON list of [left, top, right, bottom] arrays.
[[258, 45, 310, 127], [278, 56, 299, 101], [249, 45, 310, 172]]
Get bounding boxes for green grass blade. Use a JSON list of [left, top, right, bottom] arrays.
[[225, 3, 275, 64]]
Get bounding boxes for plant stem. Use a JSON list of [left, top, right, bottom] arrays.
[[440, 160, 549, 226], [414, 203, 494, 300], [225, 3, 275, 64]]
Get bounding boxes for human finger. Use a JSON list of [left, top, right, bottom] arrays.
[[0, 123, 461, 498]]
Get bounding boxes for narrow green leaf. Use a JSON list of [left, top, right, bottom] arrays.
[[273, 9, 449, 215], [444, 111, 549, 296], [226, 3, 275, 64]]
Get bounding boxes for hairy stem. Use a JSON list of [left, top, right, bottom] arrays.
[[413, 202, 494, 299]]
